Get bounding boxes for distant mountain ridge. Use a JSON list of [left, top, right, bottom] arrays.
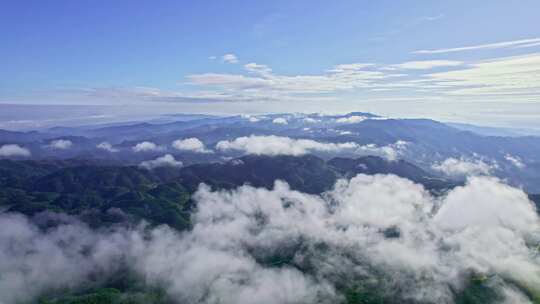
[[1, 111, 540, 192]]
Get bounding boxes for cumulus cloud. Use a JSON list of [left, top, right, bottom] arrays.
[[132, 141, 164, 152], [47, 139, 73, 150], [432, 157, 496, 177], [303, 117, 319, 123], [241, 115, 261, 122], [272, 117, 288, 125], [139, 154, 183, 170], [215, 135, 407, 160], [434, 176, 538, 232], [216, 135, 357, 156], [335, 115, 367, 123], [222, 53, 239, 64], [0, 144, 31, 157], [96, 142, 118, 153], [172, 138, 212, 153], [504, 153, 525, 169], [2, 174, 538, 304]]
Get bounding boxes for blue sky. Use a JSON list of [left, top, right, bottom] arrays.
[[1, 0, 540, 128]]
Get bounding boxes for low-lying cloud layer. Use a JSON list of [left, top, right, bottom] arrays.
[[335, 115, 367, 123], [432, 157, 496, 177], [216, 135, 407, 160], [1, 174, 538, 304], [139, 154, 183, 170], [272, 117, 288, 125], [0, 144, 31, 157], [505, 153, 525, 169], [96, 141, 119, 153], [132, 141, 164, 152], [172, 138, 212, 153], [46, 139, 73, 150]]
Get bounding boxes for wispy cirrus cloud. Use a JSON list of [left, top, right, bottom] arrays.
[[33, 39, 540, 108], [391, 60, 463, 70], [425, 53, 540, 96], [186, 62, 403, 98], [414, 37, 540, 54], [418, 14, 444, 22]]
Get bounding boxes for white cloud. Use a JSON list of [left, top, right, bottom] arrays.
[[431, 157, 495, 177], [425, 53, 540, 96], [139, 154, 183, 170], [414, 37, 540, 54], [216, 135, 356, 156], [0, 144, 31, 157], [33, 43, 540, 107], [504, 154, 525, 169], [172, 138, 212, 153], [229, 159, 244, 166], [132, 141, 164, 152], [1, 174, 539, 304], [272, 117, 288, 125], [244, 62, 272, 76], [355, 140, 408, 161], [185, 61, 402, 103], [514, 41, 540, 49], [392, 60, 463, 70], [419, 14, 444, 22], [303, 117, 319, 123], [182, 53, 540, 104], [434, 176, 537, 232], [47, 139, 73, 150], [241, 114, 261, 122], [335, 115, 367, 123], [96, 142, 118, 153], [216, 135, 407, 160], [222, 53, 239, 64]]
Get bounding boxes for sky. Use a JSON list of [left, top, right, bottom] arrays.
[[1, 0, 540, 129]]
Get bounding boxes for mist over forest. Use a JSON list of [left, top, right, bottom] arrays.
[[0, 112, 539, 304], [2, 1, 540, 303]]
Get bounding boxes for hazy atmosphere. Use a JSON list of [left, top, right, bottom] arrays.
[[1, 1, 540, 304], [2, 0, 540, 129]]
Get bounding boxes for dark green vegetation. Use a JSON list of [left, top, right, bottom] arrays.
[[0, 159, 191, 230], [39, 288, 169, 304], [0, 155, 454, 230]]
